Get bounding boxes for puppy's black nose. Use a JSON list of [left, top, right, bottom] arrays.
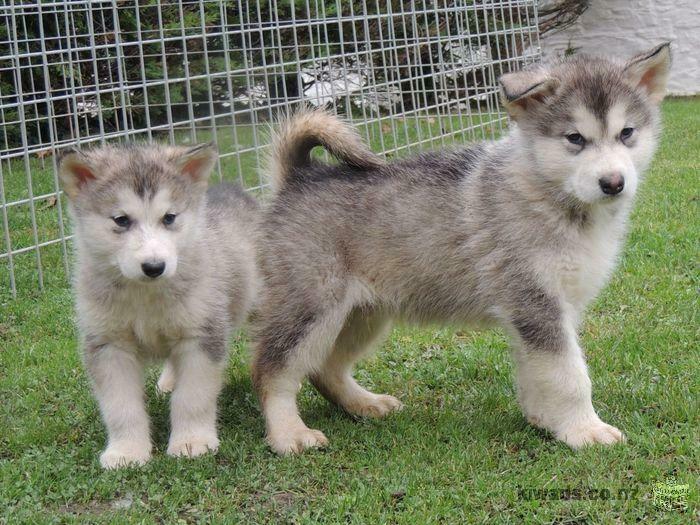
[[141, 261, 166, 278], [599, 173, 625, 195]]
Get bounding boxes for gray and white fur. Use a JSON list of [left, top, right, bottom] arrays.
[[251, 43, 671, 454], [59, 144, 259, 468]]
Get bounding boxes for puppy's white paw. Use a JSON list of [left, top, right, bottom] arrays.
[[556, 418, 626, 449], [100, 441, 151, 469], [156, 368, 176, 395], [167, 433, 219, 458], [346, 393, 403, 418], [267, 427, 328, 456]]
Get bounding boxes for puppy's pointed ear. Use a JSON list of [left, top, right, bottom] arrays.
[[174, 143, 218, 184], [623, 42, 671, 105], [499, 67, 559, 121], [58, 148, 97, 199]]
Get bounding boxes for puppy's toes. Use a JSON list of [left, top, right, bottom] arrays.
[[557, 419, 626, 449], [267, 427, 328, 455], [167, 434, 219, 458], [100, 441, 151, 469], [347, 393, 403, 418]]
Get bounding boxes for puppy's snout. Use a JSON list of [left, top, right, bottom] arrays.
[[141, 261, 166, 278], [598, 173, 625, 195]]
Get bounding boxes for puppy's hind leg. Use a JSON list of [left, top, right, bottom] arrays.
[[156, 357, 176, 394], [253, 301, 356, 455], [310, 308, 402, 418]]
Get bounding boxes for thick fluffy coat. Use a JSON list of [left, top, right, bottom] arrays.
[[252, 44, 671, 454], [59, 144, 258, 468]]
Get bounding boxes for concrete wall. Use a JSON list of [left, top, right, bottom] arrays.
[[539, 0, 700, 95]]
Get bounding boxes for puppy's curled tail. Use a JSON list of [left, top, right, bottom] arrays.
[[268, 108, 384, 190]]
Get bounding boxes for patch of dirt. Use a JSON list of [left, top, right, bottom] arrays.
[[58, 500, 114, 517], [270, 491, 295, 509], [58, 494, 134, 517]]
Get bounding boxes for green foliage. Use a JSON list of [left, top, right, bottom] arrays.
[[1, 1, 530, 149]]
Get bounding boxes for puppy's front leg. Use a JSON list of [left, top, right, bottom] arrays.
[[508, 298, 625, 448], [167, 336, 226, 458], [84, 343, 151, 469]]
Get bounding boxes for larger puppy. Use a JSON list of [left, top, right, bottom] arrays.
[[252, 44, 670, 454]]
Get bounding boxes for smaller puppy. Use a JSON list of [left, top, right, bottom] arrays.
[[59, 144, 258, 469]]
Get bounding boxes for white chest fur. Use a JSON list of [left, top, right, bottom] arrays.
[[77, 281, 205, 357], [557, 206, 630, 314]]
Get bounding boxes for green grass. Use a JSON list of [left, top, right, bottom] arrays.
[[1, 100, 698, 523]]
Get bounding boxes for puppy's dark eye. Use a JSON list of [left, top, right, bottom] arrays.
[[162, 213, 177, 226], [620, 127, 634, 141], [566, 133, 586, 147], [112, 215, 131, 228]]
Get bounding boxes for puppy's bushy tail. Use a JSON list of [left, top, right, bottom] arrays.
[[268, 108, 384, 190]]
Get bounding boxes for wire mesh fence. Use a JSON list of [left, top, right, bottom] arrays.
[[0, 0, 540, 297]]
